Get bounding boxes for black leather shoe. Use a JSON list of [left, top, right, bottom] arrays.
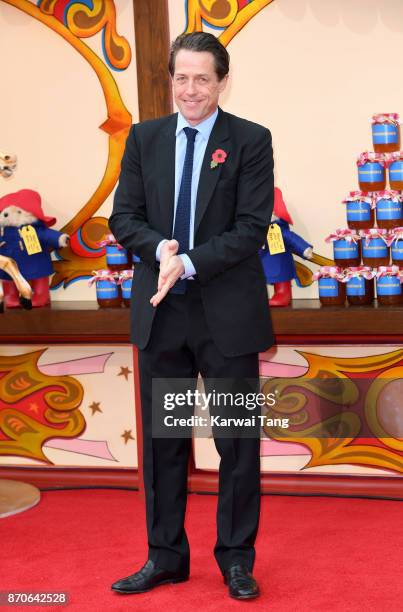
[[224, 564, 260, 600], [111, 559, 189, 594]]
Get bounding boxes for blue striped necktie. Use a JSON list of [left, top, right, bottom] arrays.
[[170, 126, 198, 294]]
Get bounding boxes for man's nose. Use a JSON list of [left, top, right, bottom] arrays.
[[185, 80, 197, 95]]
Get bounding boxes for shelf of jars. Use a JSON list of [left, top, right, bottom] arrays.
[[314, 113, 403, 308]]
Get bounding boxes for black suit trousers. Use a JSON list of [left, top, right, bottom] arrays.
[[138, 282, 261, 575]]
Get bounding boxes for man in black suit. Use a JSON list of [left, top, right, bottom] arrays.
[[109, 32, 274, 600]]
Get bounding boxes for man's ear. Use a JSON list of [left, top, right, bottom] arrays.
[[219, 74, 229, 94]]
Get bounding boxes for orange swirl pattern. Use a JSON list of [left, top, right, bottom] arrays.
[[0, 350, 85, 463], [38, 0, 131, 70], [184, 0, 275, 46], [262, 349, 403, 474]]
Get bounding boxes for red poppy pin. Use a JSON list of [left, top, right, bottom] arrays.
[[210, 148, 227, 169]]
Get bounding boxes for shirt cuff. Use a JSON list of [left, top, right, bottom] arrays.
[[156, 239, 168, 261], [179, 254, 196, 279]]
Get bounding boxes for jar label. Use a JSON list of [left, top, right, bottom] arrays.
[[346, 201, 371, 221], [358, 162, 384, 183], [391, 242, 403, 260], [106, 245, 128, 264], [372, 123, 398, 145], [389, 161, 403, 180], [318, 278, 339, 297], [376, 199, 403, 220], [96, 280, 119, 299], [122, 279, 132, 299], [333, 239, 359, 259], [376, 276, 402, 295], [362, 238, 388, 258], [346, 278, 366, 296]]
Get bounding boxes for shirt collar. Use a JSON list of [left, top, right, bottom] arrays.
[[176, 108, 218, 141]]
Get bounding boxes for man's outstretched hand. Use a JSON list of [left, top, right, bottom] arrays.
[[150, 239, 185, 307]]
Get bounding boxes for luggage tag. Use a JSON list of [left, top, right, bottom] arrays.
[[19, 225, 42, 255], [267, 223, 285, 255]]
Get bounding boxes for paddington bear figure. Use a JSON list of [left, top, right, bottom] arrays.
[[0, 189, 69, 307], [260, 187, 313, 307]]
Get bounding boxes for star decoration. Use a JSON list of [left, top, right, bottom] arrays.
[[28, 402, 39, 413], [118, 366, 132, 381], [121, 429, 135, 444], [89, 401, 102, 415]]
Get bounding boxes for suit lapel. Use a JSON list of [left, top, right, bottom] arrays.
[[195, 107, 230, 234], [158, 114, 177, 237]]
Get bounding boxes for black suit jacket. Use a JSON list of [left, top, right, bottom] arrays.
[[109, 108, 275, 357]]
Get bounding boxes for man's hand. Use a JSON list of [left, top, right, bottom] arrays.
[[151, 239, 183, 307], [158, 239, 179, 291], [159, 239, 179, 274], [150, 252, 185, 307]]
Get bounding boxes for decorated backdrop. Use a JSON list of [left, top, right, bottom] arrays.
[[3, 1, 403, 297], [1, 2, 402, 477], [0, 0, 137, 300], [195, 344, 403, 477], [0, 345, 137, 468]]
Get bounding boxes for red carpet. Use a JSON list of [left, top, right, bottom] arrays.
[[3, 489, 402, 611]]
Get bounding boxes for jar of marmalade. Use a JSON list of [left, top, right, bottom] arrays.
[[357, 152, 386, 192], [376, 266, 403, 305], [90, 270, 122, 308], [390, 228, 403, 266], [326, 230, 361, 267], [372, 114, 400, 154], [343, 191, 374, 230], [119, 270, 133, 308], [313, 267, 346, 306], [344, 267, 375, 306], [374, 191, 403, 229], [360, 229, 390, 267], [105, 244, 129, 272], [98, 233, 129, 272], [387, 152, 403, 190]]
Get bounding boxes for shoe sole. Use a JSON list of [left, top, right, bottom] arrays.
[[229, 592, 260, 600], [111, 576, 189, 594]]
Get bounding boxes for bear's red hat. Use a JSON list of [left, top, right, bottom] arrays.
[[0, 189, 56, 227], [274, 187, 293, 225]]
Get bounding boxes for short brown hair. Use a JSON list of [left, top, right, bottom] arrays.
[[168, 32, 230, 81]]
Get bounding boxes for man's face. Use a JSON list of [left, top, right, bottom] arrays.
[[172, 49, 228, 126]]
